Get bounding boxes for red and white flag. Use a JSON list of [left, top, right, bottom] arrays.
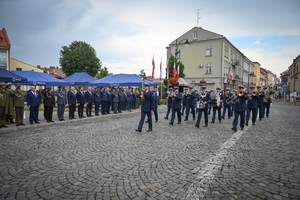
[[151, 54, 155, 79], [159, 58, 162, 81], [173, 62, 177, 78], [177, 65, 180, 79]]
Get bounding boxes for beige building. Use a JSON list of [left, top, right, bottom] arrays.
[[289, 55, 300, 92], [11, 58, 44, 72], [166, 27, 247, 90], [253, 62, 261, 86]]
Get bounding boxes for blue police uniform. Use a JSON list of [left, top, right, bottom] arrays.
[[181, 88, 188, 116], [56, 88, 67, 121], [222, 90, 232, 119], [169, 89, 182, 125], [152, 91, 158, 122], [246, 90, 258, 125], [257, 86, 265, 120], [211, 90, 224, 123], [126, 90, 132, 111], [76, 90, 85, 118], [93, 89, 101, 116], [111, 90, 119, 114], [195, 89, 210, 128], [106, 90, 112, 114], [136, 85, 154, 132], [84, 90, 94, 117], [100, 89, 108, 114], [164, 89, 173, 119], [232, 87, 248, 131], [185, 88, 196, 121]]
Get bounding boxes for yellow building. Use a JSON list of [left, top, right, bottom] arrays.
[[11, 58, 44, 72], [253, 62, 261, 86], [289, 55, 300, 92]]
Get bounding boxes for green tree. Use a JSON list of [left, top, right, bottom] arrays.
[[163, 54, 186, 86], [59, 41, 100, 77], [95, 66, 112, 79], [139, 69, 146, 79]]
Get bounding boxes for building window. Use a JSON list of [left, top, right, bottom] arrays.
[[224, 46, 229, 58], [16, 68, 22, 71], [206, 46, 212, 56], [205, 63, 212, 74], [0, 50, 7, 67], [193, 31, 198, 39]]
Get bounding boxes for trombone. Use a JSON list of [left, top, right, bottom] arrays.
[[225, 95, 235, 104]]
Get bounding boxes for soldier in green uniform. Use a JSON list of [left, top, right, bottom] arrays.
[[0, 82, 8, 128], [5, 84, 15, 124], [13, 84, 25, 126]]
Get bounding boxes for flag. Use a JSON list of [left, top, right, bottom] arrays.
[[230, 73, 233, 81], [159, 58, 162, 81], [151, 54, 155, 79], [177, 65, 180, 78], [173, 62, 177, 78]]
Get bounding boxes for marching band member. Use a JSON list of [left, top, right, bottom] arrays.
[[169, 86, 182, 125], [195, 86, 210, 128], [231, 85, 248, 132], [211, 87, 224, 123], [184, 86, 196, 121], [152, 88, 159, 122], [246, 85, 258, 126], [164, 88, 173, 120], [263, 86, 271, 118], [208, 89, 214, 115], [221, 88, 232, 119], [257, 86, 265, 120], [181, 87, 188, 116]]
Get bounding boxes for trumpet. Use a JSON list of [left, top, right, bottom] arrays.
[[252, 90, 257, 96]]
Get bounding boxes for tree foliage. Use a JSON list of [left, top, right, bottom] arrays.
[[59, 41, 100, 77], [139, 69, 146, 79], [95, 66, 112, 79], [163, 54, 186, 86]]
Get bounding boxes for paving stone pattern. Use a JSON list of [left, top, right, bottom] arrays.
[[0, 101, 299, 200]]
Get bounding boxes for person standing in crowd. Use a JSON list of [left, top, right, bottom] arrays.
[[93, 87, 101, 116], [118, 88, 123, 113], [132, 88, 136, 109], [231, 85, 248, 132], [67, 86, 77, 119], [0, 82, 8, 128], [155, 86, 160, 106], [111, 87, 119, 114], [164, 87, 173, 120], [134, 88, 140, 109], [85, 86, 93, 117], [169, 86, 182, 125], [263, 86, 272, 118], [106, 87, 112, 114], [246, 85, 259, 126], [26, 85, 41, 124], [152, 88, 159, 122], [76, 86, 85, 118], [184, 86, 196, 121], [257, 86, 265, 121], [13, 84, 25, 126], [56, 86, 67, 121], [42, 87, 55, 123], [211, 87, 224, 123], [5, 84, 15, 124], [126, 87, 132, 112], [100, 87, 107, 115], [182, 87, 188, 116], [222, 88, 232, 119], [195, 86, 210, 128], [136, 83, 154, 132]]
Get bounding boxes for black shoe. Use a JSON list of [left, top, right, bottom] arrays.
[[169, 122, 173, 125], [9, 120, 15, 124], [89, 115, 93, 117], [266, 115, 269, 118], [252, 123, 255, 125], [195, 124, 199, 128], [155, 120, 158, 123], [95, 114, 99, 116], [164, 117, 168, 120], [219, 120, 221, 123], [221, 116, 224, 119], [69, 118, 72, 120], [193, 118, 195, 120], [72, 117, 76, 119], [211, 121, 214, 123], [184, 119, 188, 121], [259, 118, 262, 121], [61, 119, 65, 121], [50, 121, 54, 122], [135, 129, 142, 132], [245, 122, 248, 126], [231, 127, 237, 132], [35, 122, 40, 124], [146, 129, 152, 132], [16, 124, 19, 126], [177, 122, 181, 124], [2, 125, 8, 128], [145, 121, 148, 123], [20, 123, 25, 126], [47, 121, 50, 123], [204, 124, 208, 127], [241, 128, 244, 130], [30, 122, 34, 124]]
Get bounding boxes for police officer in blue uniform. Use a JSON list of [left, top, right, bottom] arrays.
[[106, 87, 112, 114], [111, 88, 119, 114], [164, 88, 173, 120], [195, 86, 210, 128], [56, 86, 67, 121], [93, 87, 101, 116], [84, 86, 94, 117], [256, 86, 265, 121], [208, 89, 214, 115], [100, 87, 107, 115], [152, 89, 158, 122], [231, 85, 248, 132], [76, 86, 85, 118], [222, 88, 232, 119], [169, 86, 182, 125], [181, 87, 188, 116], [211, 87, 224, 123], [246, 85, 258, 126], [184, 86, 196, 121], [136, 83, 154, 132]]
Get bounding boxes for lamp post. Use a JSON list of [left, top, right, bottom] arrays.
[[175, 38, 190, 59]]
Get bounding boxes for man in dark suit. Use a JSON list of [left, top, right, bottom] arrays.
[[136, 83, 154, 132], [100, 87, 107, 115], [76, 86, 85, 118], [26, 85, 41, 124], [85, 86, 94, 117], [67, 86, 76, 119]]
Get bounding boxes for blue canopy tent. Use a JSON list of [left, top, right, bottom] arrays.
[[0, 69, 27, 83], [11, 71, 70, 86], [63, 72, 96, 85], [89, 73, 156, 87]]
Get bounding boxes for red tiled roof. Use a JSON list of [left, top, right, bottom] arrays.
[[0, 28, 10, 49]]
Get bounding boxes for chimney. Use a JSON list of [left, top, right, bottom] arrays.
[[37, 65, 41, 69]]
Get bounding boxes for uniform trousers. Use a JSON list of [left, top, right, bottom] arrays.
[[185, 105, 195, 120], [170, 108, 181, 124], [101, 101, 107, 114], [69, 104, 76, 118], [138, 111, 152, 130], [94, 102, 100, 115], [257, 104, 263, 119], [78, 103, 84, 117], [153, 108, 158, 121], [264, 102, 270, 117], [15, 107, 24, 125], [57, 104, 65, 120], [232, 110, 246, 129], [222, 105, 232, 118], [196, 108, 208, 126], [106, 101, 111, 114], [113, 102, 118, 113], [165, 106, 171, 118], [181, 103, 186, 116], [127, 100, 132, 111], [212, 107, 222, 122], [246, 107, 257, 124], [0, 106, 6, 126], [86, 103, 92, 116], [44, 106, 53, 121]]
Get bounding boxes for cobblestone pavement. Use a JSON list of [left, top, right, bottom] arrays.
[[0, 101, 299, 200]]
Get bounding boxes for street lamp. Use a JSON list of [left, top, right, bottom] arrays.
[[175, 38, 190, 59]]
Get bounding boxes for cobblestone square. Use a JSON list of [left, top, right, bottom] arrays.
[[0, 101, 299, 199]]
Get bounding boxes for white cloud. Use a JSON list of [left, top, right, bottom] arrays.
[[253, 40, 261, 45]]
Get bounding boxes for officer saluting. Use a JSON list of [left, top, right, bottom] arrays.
[[136, 83, 154, 132]]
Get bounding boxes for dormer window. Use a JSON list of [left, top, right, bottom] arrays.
[[193, 31, 198, 39]]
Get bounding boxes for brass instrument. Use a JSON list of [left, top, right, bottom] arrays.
[[238, 90, 244, 96], [263, 90, 270, 102], [258, 91, 262, 95], [225, 95, 235, 104], [252, 90, 257, 96]]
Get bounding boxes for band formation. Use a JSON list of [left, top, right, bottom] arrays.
[[136, 83, 273, 132]]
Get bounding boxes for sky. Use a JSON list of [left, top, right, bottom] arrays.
[[1, 0, 300, 78]]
